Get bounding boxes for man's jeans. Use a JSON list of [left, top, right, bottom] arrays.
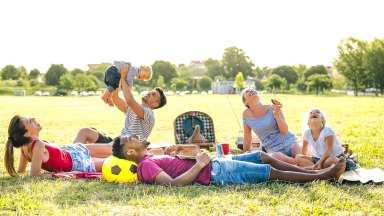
[[211, 151, 271, 185]]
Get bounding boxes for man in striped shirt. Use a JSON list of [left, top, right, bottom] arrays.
[[73, 65, 167, 146]]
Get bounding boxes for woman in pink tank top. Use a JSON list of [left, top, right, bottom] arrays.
[[4, 115, 112, 177]]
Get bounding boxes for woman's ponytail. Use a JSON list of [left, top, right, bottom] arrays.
[[4, 138, 17, 176]]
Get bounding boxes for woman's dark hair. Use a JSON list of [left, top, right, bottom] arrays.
[[154, 87, 167, 109], [5, 115, 32, 176]]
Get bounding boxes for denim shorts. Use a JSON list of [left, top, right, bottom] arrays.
[[62, 143, 96, 172], [211, 151, 271, 185], [278, 144, 293, 157]]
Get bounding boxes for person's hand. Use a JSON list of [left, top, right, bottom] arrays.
[[311, 162, 322, 170], [272, 103, 283, 118], [196, 152, 211, 169]]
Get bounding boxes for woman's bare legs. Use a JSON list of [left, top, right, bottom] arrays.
[[291, 143, 302, 157], [268, 143, 302, 165], [295, 154, 315, 167], [323, 156, 339, 168], [269, 152, 297, 165], [92, 157, 106, 172]]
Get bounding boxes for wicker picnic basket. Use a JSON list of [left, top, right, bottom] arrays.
[[173, 111, 215, 149]]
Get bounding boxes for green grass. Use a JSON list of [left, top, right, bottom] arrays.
[[0, 94, 383, 215]]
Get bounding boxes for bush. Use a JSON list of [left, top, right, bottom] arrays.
[[0, 87, 14, 95], [197, 76, 212, 91], [255, 79, 265, 91], [16, 80, 29, 87], [30, 80, 40, 87], [296, 79, 307, 92], [171, 78, 188, 91]]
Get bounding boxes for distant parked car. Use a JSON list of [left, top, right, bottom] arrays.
[[54, 89, 68, 96], [80, 91, 89, 96], [33, 91, 42, 96]]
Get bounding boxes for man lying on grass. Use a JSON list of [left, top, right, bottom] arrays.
[[113, 136, 346, 186]]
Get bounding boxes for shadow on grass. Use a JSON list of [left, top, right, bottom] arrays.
[[1, 175, 383, 211]]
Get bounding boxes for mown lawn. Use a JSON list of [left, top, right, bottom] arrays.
[[0, 94, 383, 215]]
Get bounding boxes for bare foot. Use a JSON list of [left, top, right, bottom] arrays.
[[331, 157, 346, 180]]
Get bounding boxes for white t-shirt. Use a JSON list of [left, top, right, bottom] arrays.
[[121, 106, 155, 142], [303, 127, 343, 158]]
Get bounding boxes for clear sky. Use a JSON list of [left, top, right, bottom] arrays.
[[0, 0, 383, 72]]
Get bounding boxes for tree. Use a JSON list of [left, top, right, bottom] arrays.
[[71, 68, 85, 76], [255, 79, 265, 91], [87, 63, 111, 82], [254, 66, 272, 80], [304, 65, 328, 80], [58, 73, 75, 90], [307, 74, 333, 95], [204, 58, 225, 79], [156, 75, 166, 89], [234, 72, 245, 91], [170, 78, 188, 91], [333, 38, 369, 96], [1, 65, 20, 80], [73, 74, 97, 92], [272, 65, 298, 87], [267, 74, 285, 92], [222, 46, 254, 79], [197, 76, 212, 91], [18, 66, 28, 79], [296, 79, 307, 92], [29, 69, 41, 80], [293, 64, 308, 80], [88, 74, 101, 89], [152, 60, 178, 86], [332, 74, 347, 90], [365, 38, 384, 95], [45, 64, 68, 86]]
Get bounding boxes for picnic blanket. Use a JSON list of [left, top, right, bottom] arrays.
[[51, 171, 102, 179], [339, 168, 384, 184]]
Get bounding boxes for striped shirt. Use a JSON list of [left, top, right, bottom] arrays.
[[121, 106, 155, 142]]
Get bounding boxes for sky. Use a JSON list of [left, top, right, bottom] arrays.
[[0, 0, 383, 72]]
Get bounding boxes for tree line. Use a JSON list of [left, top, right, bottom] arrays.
[[1, 37, 384, 96]]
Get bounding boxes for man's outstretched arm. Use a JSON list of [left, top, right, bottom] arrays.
[[154, 152, 211, 186], [110, 90, 127, 113], [120, 66, 145, 118]]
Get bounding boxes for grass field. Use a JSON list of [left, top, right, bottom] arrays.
[[0, 94, 383, 215]]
